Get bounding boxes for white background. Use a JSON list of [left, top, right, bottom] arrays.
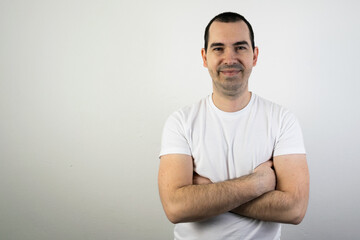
[[1, 0, 360, 239]]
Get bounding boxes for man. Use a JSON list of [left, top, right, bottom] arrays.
[[158, 12, 309, 240]]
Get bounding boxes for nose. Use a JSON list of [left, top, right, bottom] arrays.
[[223, 48, 238, 65]]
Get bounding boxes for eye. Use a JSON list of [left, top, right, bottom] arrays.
[[236, 46, 247, 51], [213, 47, 224, 52]]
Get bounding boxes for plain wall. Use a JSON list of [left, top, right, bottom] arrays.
[[1, 0, 360, 239]]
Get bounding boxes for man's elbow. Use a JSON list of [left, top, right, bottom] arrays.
[[164, 206, 180, 224], [162, 197, 203, 224], [289, 211, 305, 225], [167, 214, 183, 224], [163, 204, 186, 224], [288, 202, 307, 225], [285, 189, 309, 225], [160, 187, 195, 224]]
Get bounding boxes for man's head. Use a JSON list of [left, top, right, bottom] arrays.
[[204, 12, 255, 53], [201, 12, 259, 98]]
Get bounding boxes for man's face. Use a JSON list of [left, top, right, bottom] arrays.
[[201, 21, 258, 97]]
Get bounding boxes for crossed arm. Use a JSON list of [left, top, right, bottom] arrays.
[[231, 154, 309, 224], [158, 153, 309, 224]]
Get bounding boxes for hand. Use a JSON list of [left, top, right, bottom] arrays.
[[193, 172, 212, 185], [254, 160, 276, 193]]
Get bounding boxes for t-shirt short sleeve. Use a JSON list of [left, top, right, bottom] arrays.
[[159, 112, 192, 157], [273, 110, 306, 157]]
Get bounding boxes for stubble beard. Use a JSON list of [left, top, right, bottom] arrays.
[[210, 63, 251, 98], [212, 73, 249, 98]]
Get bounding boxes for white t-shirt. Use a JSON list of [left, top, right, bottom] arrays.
[[160, 93, 306, 240]]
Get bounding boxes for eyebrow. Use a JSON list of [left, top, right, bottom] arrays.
[[209, 42, 225, 48], [210, 41, 250, 49], [233, 41, 250, 46]]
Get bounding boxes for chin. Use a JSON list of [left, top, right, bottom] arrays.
[[213, 78, 248, 95], [223, 84, 248, 97]]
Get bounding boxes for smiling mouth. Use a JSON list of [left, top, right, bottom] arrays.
[[220, 70, 241, 76], [218, 64, 244, 76]]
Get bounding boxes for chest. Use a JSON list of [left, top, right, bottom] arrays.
[[187, 111, 277, 182]]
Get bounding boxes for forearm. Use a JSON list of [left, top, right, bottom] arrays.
[[164, 173, 269, 223], [231, 189, 307, 224], [231, 154, 310, 224], [159, 155, 276, 224]]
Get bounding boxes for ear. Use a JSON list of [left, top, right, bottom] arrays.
[[201, 48, 208, 68], [252, 47, 259, 66]]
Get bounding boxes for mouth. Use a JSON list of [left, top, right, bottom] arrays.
[[218, 64, 244, 77], [220, 70, 241, 76]]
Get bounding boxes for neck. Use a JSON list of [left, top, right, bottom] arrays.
[[212, 90, 252, 112]]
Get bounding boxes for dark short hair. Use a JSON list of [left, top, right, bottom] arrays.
[[204, 12, 255, 52]]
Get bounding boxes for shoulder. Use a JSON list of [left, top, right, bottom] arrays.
[[253, 94, 297, 120], [165, 95, 210, 125], [160, 96, 210, 157]]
